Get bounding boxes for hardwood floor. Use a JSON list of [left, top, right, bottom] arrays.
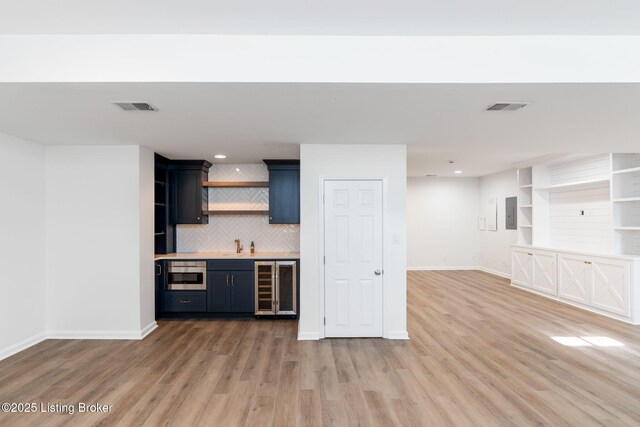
[[2, 270, 640, 426]]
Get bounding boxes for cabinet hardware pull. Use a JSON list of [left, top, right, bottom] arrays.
[[180, 299, 192, 303], [156, 264, 162, 276], [527, 253, 533, 256], [232, 275, 235, 286], [226, 274, 230, 286]]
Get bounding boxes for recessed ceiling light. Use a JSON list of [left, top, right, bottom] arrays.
[[454, 170, 463, 174], [214, 154, 226, 159]]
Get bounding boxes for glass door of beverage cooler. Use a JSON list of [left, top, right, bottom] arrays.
[[255, 262, 275, 315], [276, 261, 297, 315]]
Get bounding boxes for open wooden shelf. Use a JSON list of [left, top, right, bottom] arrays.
[[203, 181, 269, 188], [204, 210, 269, 215], [614, 226, 640, 231]]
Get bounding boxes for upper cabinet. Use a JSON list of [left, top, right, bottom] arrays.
[[154, 154, 175, 254], [169, 160, 212, 224], [264, 160, 300, 224]]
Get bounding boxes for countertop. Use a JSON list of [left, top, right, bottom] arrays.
[[155, 252, 300, 260]]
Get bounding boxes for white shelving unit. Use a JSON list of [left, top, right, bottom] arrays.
[[612, 154, 640, 257], [517, 167, 533, 245], [513, 153, 640, 325], [515, 152, 640, 259]]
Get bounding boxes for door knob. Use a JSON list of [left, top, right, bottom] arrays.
[[374, 269, 382, 275]]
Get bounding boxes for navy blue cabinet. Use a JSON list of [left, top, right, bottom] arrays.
[[163, 291, 207, 312], [230, 271, 254, 312], [208, 271, 231, 312], [207, 270, 254, 313], [207, 260, 255, 313], [155, 260, 165, 316], [155, 154, 175, 254], [169, 160, 211, 224], [264, 160, 300, 224]]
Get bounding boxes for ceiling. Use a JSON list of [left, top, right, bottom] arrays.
[[1, 1, 639, 35], [0, 82, 638, 177]]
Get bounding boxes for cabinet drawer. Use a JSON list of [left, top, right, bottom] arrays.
[[163, 291, 207, 312], [207, 260, 254, 271]]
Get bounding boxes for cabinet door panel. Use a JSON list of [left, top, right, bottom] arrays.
[[590, 258, 630, 317], [276, 262, 297, 315], [231, 271, 254, 313], [208, 271, 230, 312], [532, 250, 557, 295], [512, 249, 532, 288], [269, 169, 300, 224], [170, 168, 208, 224], [558, 254, 589, 304]]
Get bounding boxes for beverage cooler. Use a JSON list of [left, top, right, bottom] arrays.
[[255, 261, 297, 316]]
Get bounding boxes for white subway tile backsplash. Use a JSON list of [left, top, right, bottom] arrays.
[[176, 164, 299, 253]]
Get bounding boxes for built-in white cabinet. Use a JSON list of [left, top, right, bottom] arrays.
[[589, 256, 630, 317], [558, 253, 590, 305], [513, 245, 637, 323], [511, 248, 557, 295], [517, 153, 640, 256]]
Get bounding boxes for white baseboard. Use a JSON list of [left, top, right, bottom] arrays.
[[478, 267, 511, 279], [385, 330, 410, 340], [297, 331, 321, 341], [0, 333, 47, 362], [140, 321, 158, 339], [47, 328, 152, 340], [407, 266, 478, 271]]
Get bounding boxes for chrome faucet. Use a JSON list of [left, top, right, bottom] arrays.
[[234, 239, 243, 253]]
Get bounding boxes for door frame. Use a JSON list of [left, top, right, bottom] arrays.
[[319, 177, 385, 339]]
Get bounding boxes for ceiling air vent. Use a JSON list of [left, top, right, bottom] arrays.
[[486, 102, 529, 111], [112, 102, 156, 111]]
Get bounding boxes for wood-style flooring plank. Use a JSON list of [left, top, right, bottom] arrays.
[[1, 271, 640, 426]]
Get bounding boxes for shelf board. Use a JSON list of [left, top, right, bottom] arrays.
[[612, 166, 640, 175], [519, 205, 533, 208], [519, 184, 533, 189], [614, 227, 640, 231], [534, 178, 609, 191], [519, 225, 533, 228], [613, 197, 640, 203], [203, 181, 269, 188], [204, 210, 269, 215]]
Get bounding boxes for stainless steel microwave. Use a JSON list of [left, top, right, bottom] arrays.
[[166, 261, 207, 290]]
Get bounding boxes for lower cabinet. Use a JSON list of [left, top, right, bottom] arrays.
[[163, 291, 207, 312], [512, 246, 634, 322], [207, 267, 255, 313], [511, 248, 557, 295]]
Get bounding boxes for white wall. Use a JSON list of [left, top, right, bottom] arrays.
[[299, 144, 407, 340], [407, 177, 479, 269], [138, 146, 155, 332], [478, 169, 518, 277], [1, 35, 640, 83], [45, 145, 155, 338], [0, 133, 46, 359]]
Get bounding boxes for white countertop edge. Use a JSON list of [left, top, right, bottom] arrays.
[[155, 252, 300, 260], [511, 244, 640, 261]]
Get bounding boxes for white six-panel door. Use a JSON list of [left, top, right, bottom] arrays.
[[324, 180, 383, 337]]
